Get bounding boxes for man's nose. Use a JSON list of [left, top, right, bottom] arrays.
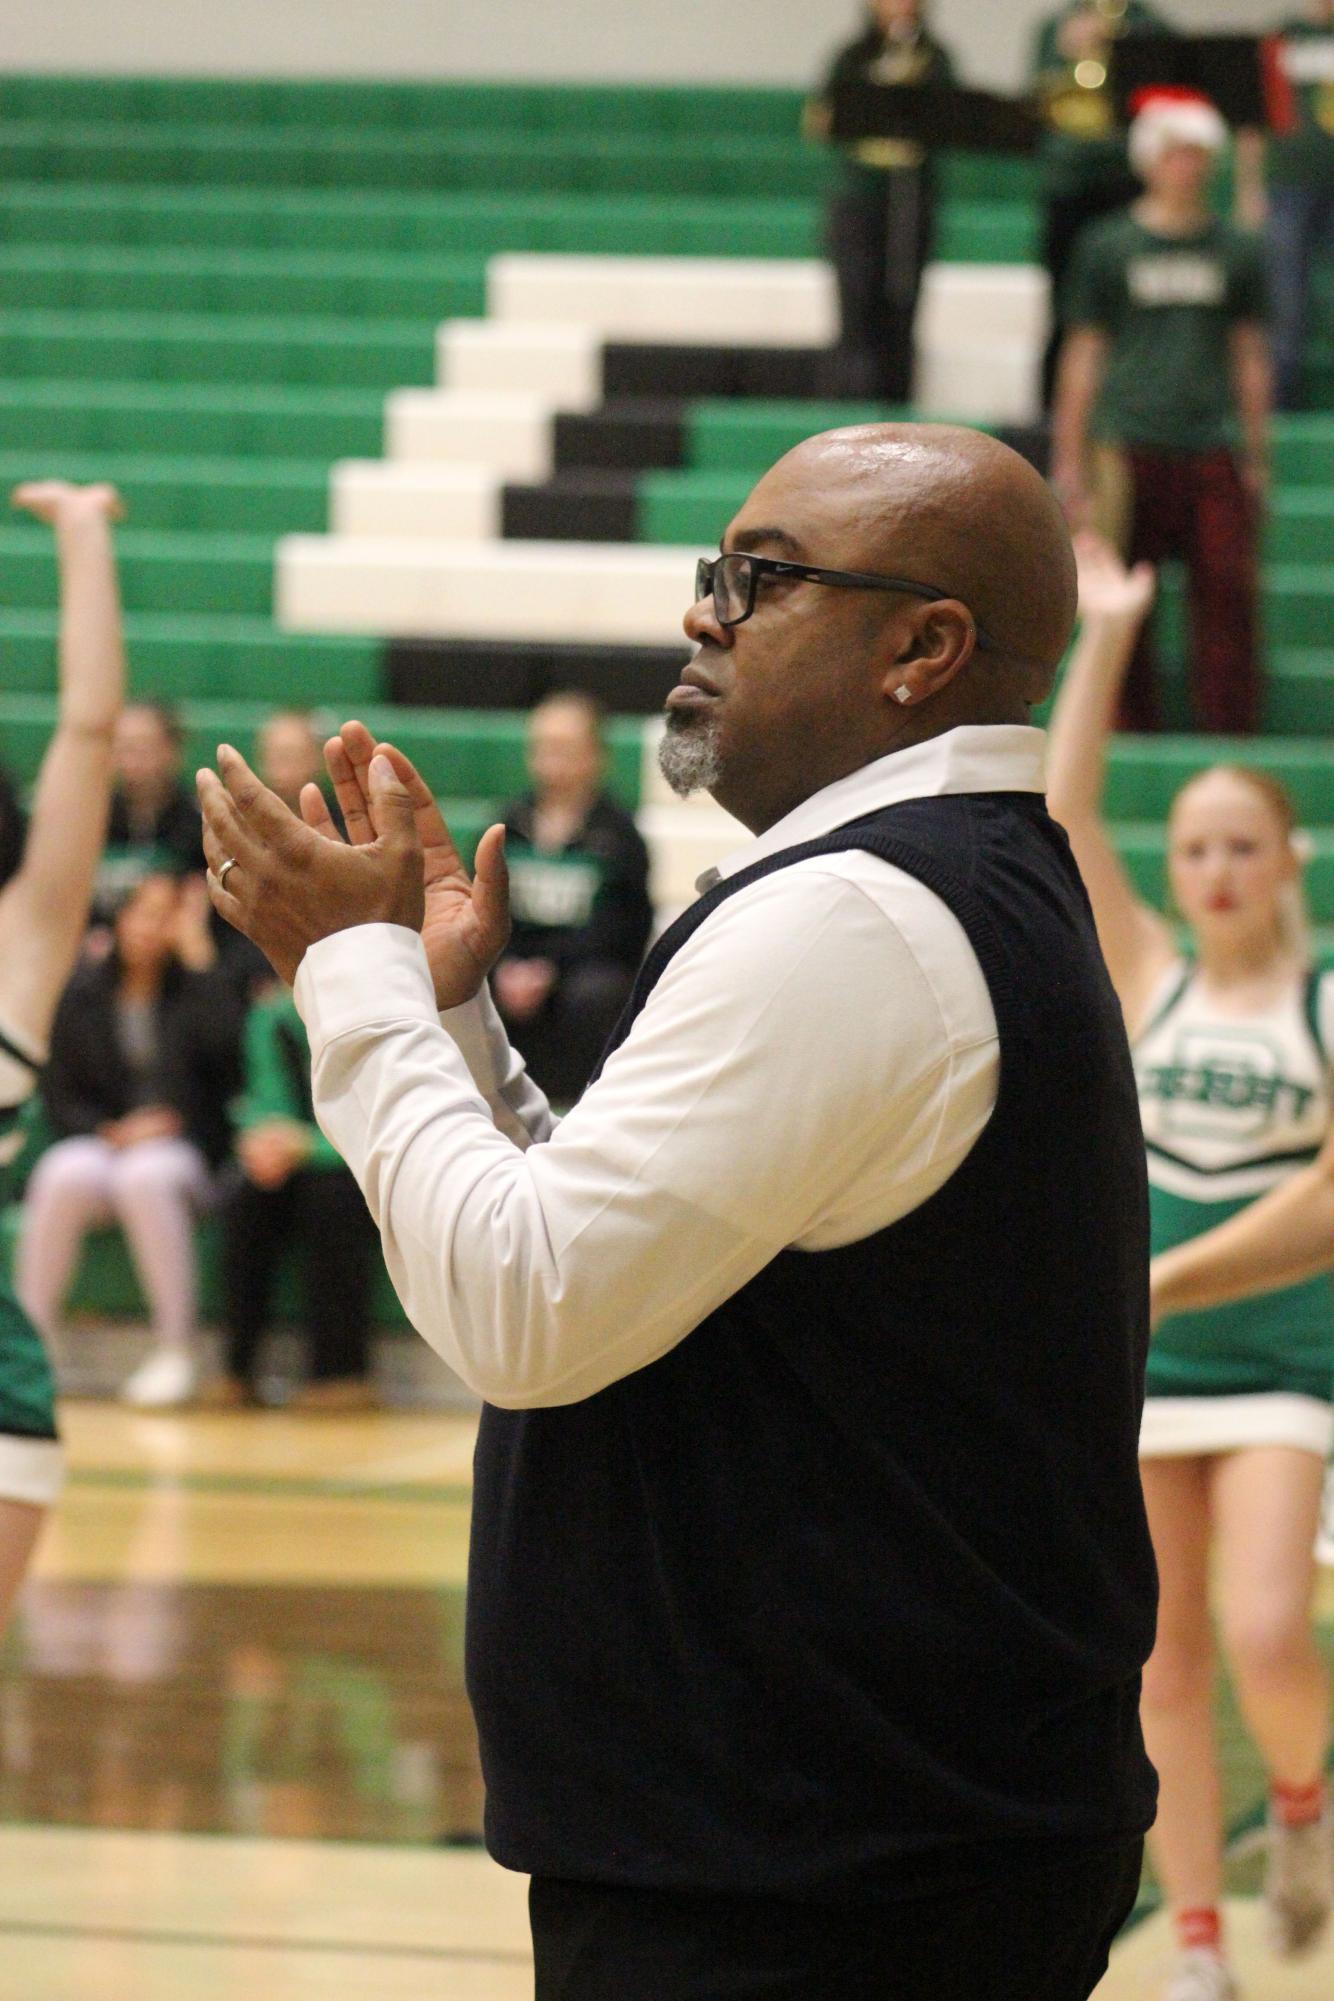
[[683, 595, 733, 647]]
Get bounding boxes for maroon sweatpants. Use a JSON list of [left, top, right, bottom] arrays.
[[1119, 447, 1262, 736]]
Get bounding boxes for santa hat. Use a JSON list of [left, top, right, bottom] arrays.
[[1127, 88, 1228, 177]]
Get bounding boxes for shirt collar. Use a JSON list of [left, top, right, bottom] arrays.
[[698, 724, 1046, 892]]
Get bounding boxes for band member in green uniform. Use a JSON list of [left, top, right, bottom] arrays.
[[807, 0, 958, 404], [0, 481, 125, 1630], [1031, 0, 1173, 403], [1048, 534, 1334, 2001]]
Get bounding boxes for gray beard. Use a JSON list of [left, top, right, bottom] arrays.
[[657, 714, 723, 798]]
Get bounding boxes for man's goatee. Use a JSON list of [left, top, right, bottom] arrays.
[[657, 716, 723, 799]]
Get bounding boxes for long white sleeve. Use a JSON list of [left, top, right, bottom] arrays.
[[437, 984, 556, 1149], [294, 851, 998, 1411]]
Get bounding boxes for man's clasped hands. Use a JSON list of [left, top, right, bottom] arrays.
[[196, 722, 511, 1005]]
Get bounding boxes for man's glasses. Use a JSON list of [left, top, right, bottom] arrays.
[[695, 552, 996, 651]]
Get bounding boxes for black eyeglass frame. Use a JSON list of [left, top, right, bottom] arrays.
[[695, 552, 998, 652]]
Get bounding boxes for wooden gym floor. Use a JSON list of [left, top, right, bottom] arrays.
[[0, 1400, 1331, 1999]]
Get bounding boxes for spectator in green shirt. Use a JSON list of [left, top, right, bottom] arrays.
[[213, 983, 380, 1410], [1262, 4, 1334, 409], [1030, 0, 1173, 404], [1052, 90, 1271, 733], [806, 0, 958, 403]]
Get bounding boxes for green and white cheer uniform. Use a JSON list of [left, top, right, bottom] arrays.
[[0, 1024, 61, 1506], [1137, 961, 1334, 1458]]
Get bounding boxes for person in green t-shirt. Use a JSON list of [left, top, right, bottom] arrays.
[[1030, 0, 1174, 404], [213, 983, 381, 1410], [1052, 91, 1271, 734], [805, 0, 958, 403], [1262, 4, 1334, 408]]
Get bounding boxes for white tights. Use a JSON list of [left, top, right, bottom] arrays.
[[17, 1136, 211, 1357]]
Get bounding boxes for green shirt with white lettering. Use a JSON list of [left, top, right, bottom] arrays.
[[1065, 210, 1267, 451]]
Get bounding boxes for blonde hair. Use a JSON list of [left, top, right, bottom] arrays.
[[1174, 764, 1312, 963]]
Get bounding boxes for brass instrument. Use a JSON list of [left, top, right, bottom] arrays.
[[1037, 1, 1131, 141], [857, 34, 934, 168]]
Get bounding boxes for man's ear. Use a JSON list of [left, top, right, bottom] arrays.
[[876, 600, 978, 709]]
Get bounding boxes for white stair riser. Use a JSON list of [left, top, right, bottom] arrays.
[[385, 389, 554, 480], [331, 463, 502, 540], [277, 537, 696, 646], [917, 265, 1049, 345], [916, 343, 1039, 425], [488, 254, 838, 346], [438, 320, 603, 406]]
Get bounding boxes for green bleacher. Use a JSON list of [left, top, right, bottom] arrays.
[[0, 73, 1328, 1338], [0, 85, 1031, 712], [0, 73, 1040, 725], [0, 72, 1326, 786], [0, 76, 1326, 774]]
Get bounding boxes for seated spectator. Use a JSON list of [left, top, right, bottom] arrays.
[[96, 701, 203, 915], [213, 982, 381, 1412], [1264, 2, 1334, 411], [257, 709, 341, 824], [1051, 90, 1270, 733], [491, 693, 653, 1106], [16, 872, 245, 1409]]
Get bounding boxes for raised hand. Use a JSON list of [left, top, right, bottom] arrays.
[[1073, 531, 1156, 631], [306, 721, 509, 1011], [11, 481, 125, 527]]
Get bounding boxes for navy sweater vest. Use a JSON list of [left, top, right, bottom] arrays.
[[467, 790, 1159, 1899]]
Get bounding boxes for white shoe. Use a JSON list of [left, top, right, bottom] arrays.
[[1264, 1808, 1334, 1957], [1164, 1949, 1238, 2001], [120, 1347, 197, 1409]]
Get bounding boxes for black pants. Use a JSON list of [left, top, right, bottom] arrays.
[[824, 169, 935, 405], [1040, 174, 1139, 405], [221, 1166, 378, 1384], [530, 1839, 1143, 2001]]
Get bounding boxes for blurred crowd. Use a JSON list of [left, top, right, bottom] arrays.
[[1, 694, 650, 1414]]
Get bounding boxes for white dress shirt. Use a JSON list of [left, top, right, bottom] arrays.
[[294, 724, 1046, 1409]]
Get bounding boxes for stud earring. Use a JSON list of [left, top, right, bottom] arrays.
[[893, 685, 913, 705]]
